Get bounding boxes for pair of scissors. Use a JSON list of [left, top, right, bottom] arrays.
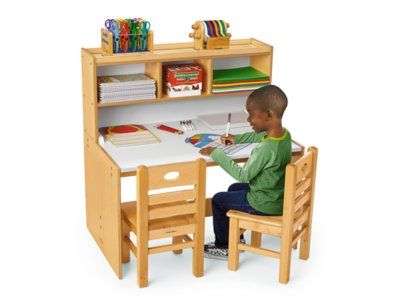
[[105, 19, 119, 53], [140, 20, 151, 50], [131, 18, 139, 51], [118, 20, 130, 52]]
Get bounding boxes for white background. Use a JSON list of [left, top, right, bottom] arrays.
[[1, 0, 399, 299]]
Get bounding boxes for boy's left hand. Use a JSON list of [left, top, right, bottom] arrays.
[[199, 147, 216, 156]]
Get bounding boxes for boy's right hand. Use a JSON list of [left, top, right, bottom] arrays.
[[221, 134, 235, 145]]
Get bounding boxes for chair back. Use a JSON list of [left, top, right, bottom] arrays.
[[282, 147, 318, 236], [136, 158, 206, 240]]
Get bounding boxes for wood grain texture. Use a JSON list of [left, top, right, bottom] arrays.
[[84, 134, 121, 278], [121, 159, 206, 287], [226, 147, 318, 284]]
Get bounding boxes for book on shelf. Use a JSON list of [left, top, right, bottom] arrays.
[[97, 73, 156, 103], [212, 66, 270, 93], [97, 74, 156, 85], [99, 124, 161, 147]]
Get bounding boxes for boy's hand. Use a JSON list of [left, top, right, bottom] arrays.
[[199, 147, 216, 156], [221, 134, 235, 145]]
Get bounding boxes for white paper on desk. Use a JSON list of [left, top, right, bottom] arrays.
[[197, 110, 249, 130], [206, 138, 251, 155]]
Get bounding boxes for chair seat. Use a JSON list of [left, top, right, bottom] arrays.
[[121, 201, 195, 234], [227, 210, 283, 227]]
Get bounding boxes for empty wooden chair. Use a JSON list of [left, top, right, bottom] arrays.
[[121, 158, 206, 287], [227, 147, 318, 283]]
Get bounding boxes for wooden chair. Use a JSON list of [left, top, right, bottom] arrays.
[[227, 147, 318, 283], [121, 158, 206, 287]]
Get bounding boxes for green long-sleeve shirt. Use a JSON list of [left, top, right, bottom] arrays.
[[210, 129, 292, 215]]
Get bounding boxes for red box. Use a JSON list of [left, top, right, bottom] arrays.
[[163, 64, 203, 97]]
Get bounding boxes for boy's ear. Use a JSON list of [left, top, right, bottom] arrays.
[[265, 109, 273, 120]]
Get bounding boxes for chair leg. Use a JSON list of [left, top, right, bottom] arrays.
[[299, 226, 311, 260], [279, 235, 292, 284], [121, 222, 131, 263], [293, 242, 298, 250], [137, 238, 149, 287], [172, 236, 183, 254], [251, 231, 261, 247], [228, 218, 240, 271], [193, 232, 205, 277]]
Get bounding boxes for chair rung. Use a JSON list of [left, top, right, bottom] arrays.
[[149, 223, 196, 240], [292, 226, 308, 247], [182, 234, 193, 242], [238, 243, 280, 259], [124, 236, 137, 257], [149, 241, 195, 255]]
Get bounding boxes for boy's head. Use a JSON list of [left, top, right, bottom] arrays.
[[245, 85, 288, 133]]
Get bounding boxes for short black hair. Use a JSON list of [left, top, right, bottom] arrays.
[[248, 85, 288, 118]]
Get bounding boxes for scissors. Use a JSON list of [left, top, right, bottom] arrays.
[[118, 20, 130, 52], [140, 20, 150, 50], [125, 19, 134, 51], [130, 18, 139, 51], [105, 19, 119, 53]]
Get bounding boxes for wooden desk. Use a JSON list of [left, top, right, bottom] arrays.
[[82, 38, 303, 279]]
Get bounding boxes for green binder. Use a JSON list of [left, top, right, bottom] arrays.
[[213, 66, 269, 84]]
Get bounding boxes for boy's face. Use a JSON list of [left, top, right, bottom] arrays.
[[245, 99, 271, 133]]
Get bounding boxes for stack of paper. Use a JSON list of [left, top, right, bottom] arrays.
[[97, 74, 156, 103], [213, 66, 270, 94], [99, 124, 160, 147]]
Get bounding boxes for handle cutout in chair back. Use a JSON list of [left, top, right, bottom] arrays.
[[164, 171, 180, 181], [147, 162, 198, 190]]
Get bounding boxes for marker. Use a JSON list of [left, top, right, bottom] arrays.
[[155, 124, 184, 135], [225, 113, 231, 145]]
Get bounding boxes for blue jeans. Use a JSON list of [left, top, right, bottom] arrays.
[[212, 183, 269, 249]]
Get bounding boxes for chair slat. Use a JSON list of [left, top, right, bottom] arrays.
[[295, 177, 311, 198], [295, 152, 313, 184], [149, 224, 196, 240], [148, 202, 196, 220], [293, 207, 310, 232], [291, 226, 308, 247], [294, 189, 312, 212], [147, 162, 197, 190], [149, 189, 195, 206]]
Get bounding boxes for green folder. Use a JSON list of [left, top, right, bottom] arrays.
[[213, 66, 269, 84]]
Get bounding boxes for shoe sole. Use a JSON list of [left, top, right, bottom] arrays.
[[204, 252, 228, 261]]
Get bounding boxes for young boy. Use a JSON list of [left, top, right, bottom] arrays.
[[199, 85, 292, 260]]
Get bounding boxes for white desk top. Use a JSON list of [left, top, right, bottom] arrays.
[[100, 119, 302, 173]]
